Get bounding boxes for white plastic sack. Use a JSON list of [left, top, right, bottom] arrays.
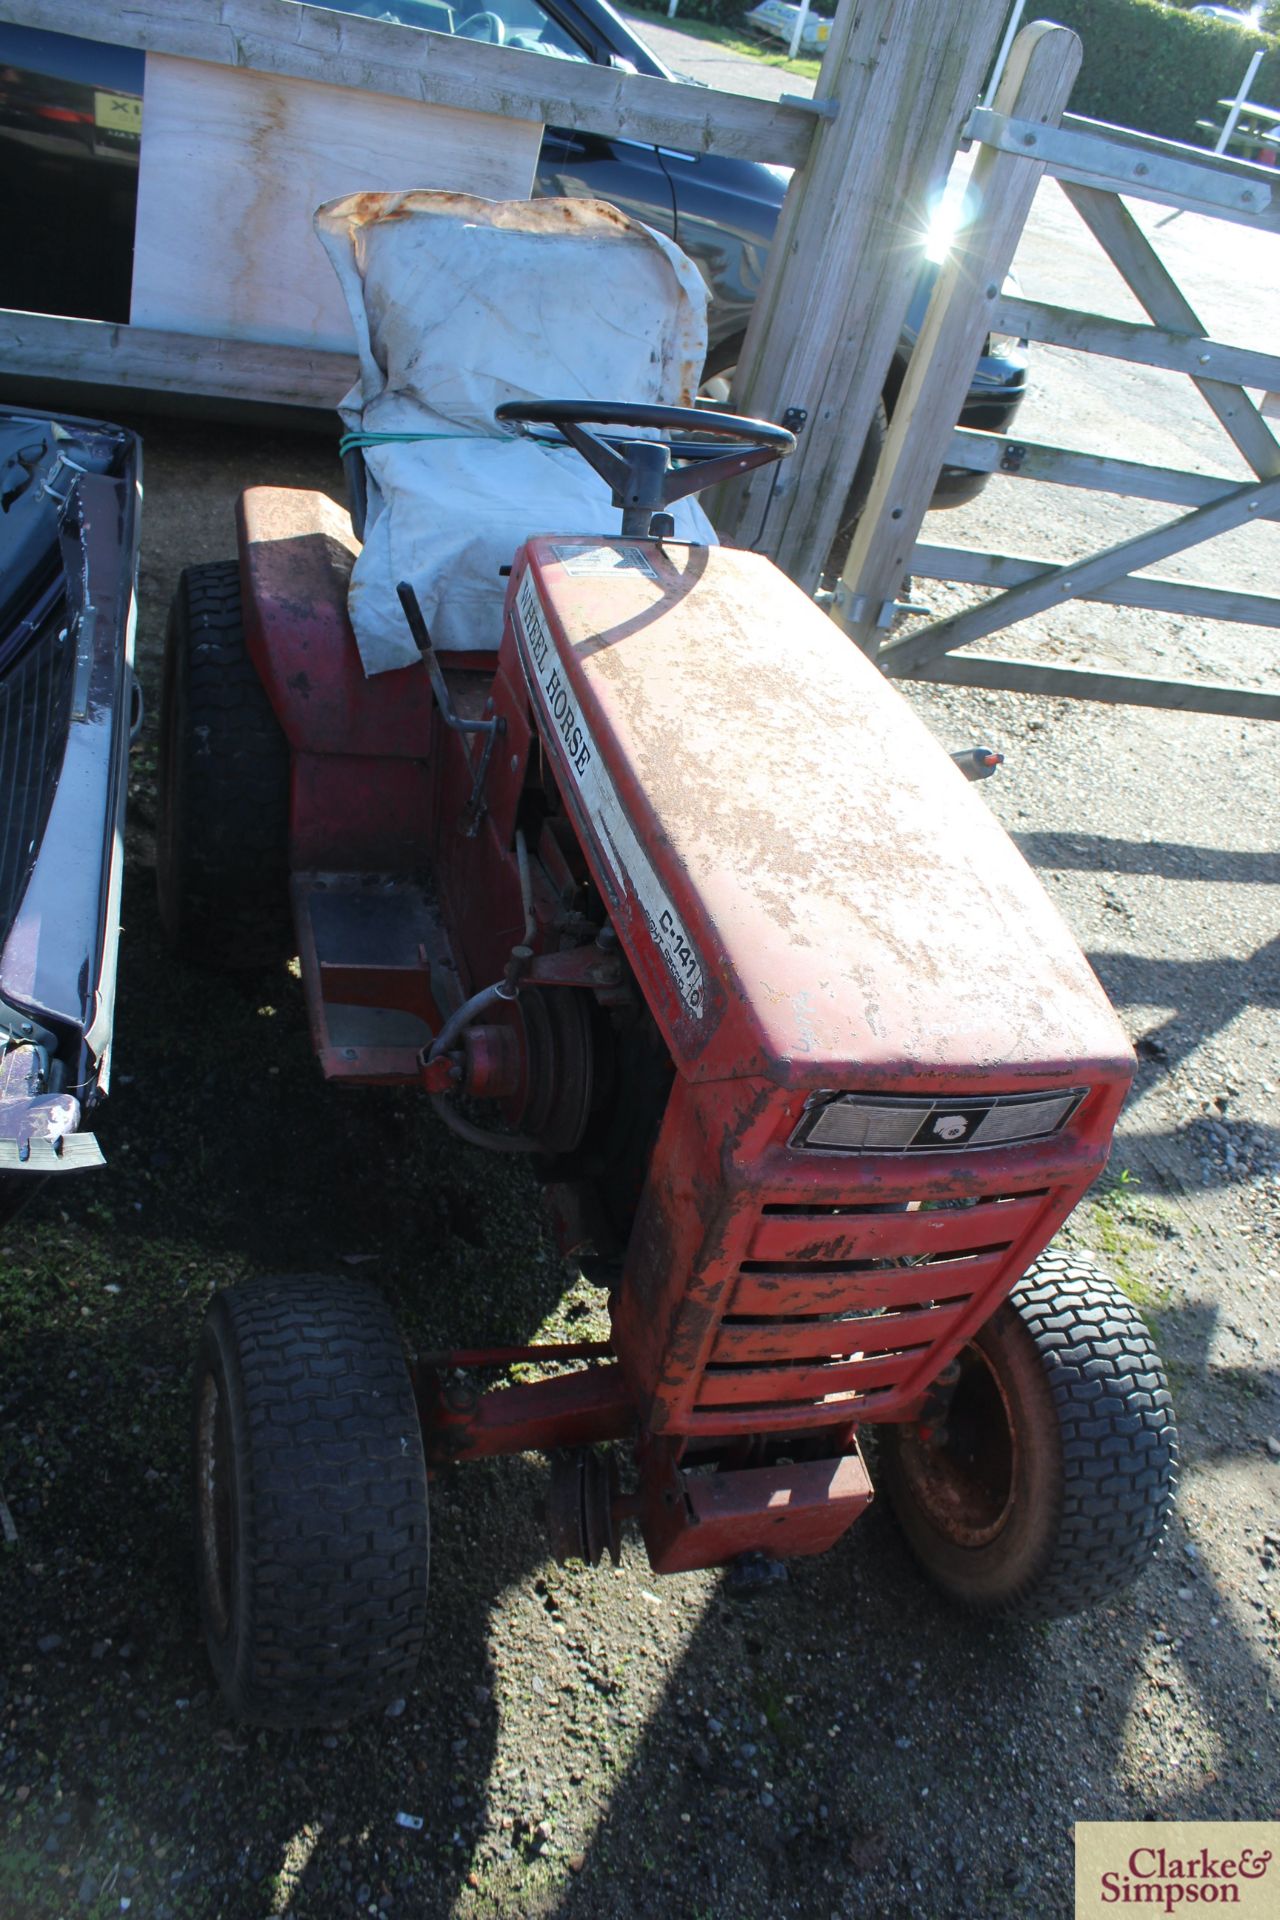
[[315, 191, 717, 674]]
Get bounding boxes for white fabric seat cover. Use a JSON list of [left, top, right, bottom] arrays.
[[315, 190, 716, 674]]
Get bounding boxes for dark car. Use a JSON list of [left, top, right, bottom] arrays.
[[0, 405, 140, 1200], [0, 3, 1024, 534]]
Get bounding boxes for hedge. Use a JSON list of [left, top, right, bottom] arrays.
[[1041, 0, 1280, 143], [631, 0, 1280, 145]]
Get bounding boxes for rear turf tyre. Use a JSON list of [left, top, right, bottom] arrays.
[[157, 559, 291, 969], [877, 1251, 1177, 1621], [193, 1276, 430, 1728]]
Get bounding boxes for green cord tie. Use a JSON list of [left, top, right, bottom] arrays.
[[338, 429, 508, 457]]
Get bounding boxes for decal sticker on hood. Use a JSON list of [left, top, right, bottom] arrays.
[[513, 571, 705, 1023], [549, 543, 659, 580]]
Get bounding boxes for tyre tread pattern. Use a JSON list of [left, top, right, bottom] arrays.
[[159, 560, 291, 969], [202, 1276, 429, 1728], [1000, 1249, 1177, 1620]]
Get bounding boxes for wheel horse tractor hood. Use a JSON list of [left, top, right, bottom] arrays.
[[163, 190, 1173, 1734], [506, 531, 1132, 1107]]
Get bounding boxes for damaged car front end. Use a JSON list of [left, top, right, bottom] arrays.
[[0, 405, 140, 1195]]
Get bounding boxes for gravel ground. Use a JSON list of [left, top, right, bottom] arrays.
[[2, 24, 1278, 1920]]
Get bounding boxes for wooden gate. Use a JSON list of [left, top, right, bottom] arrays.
[[834, 22, 1280, 723]]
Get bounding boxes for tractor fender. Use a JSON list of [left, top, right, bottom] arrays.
[[236, 486, 432, 759]]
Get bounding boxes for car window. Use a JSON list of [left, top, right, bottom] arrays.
[[303, 0, 591, 61]]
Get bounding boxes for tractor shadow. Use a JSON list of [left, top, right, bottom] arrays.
[[0, 840, 572, 1918], [277, 1299, 1274, 1919], [529, 1270, 1280, 1915], [535, 1439, 1279, 1919], [4, 509, 1275, 1918], [5, 866, 1275, 1919], [1012, 826, 1278, 1193]]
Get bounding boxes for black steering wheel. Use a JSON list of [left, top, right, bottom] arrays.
[[494, 399, 795, 536]]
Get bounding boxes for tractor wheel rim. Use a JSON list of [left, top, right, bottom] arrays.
[[897, 1342, 1017, 1548], [196, 1373, 235, 1643]]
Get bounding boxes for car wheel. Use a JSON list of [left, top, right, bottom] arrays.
[[193, 1276, 430, 1728], [877, 1250, 1177, 1620], [156, 560, 292, 969]]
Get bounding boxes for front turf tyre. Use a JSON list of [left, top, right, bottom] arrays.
[[193, 1277, 430, 1728], [877, 1251, 1177, 1621], [157, 559, 292, 969]]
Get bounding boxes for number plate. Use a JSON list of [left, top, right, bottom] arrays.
[[93, 90, 142, 135]]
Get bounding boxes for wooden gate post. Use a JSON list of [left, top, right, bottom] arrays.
[[712, 0, 1011, 590], [834, 21, 1083, 653]]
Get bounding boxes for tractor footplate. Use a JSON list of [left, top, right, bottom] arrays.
[[292, 873, 460, 1082], [643, 1447, 873, 1575]]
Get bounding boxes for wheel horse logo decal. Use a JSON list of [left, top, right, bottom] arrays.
[[513, 572, 706, 1023], [932, 1114, 970, 1142]]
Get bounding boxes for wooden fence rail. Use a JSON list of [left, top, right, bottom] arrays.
[[0, 0, 1013, 591], [0, 0, 820, 410], [0, 0, 818, 164], [706, 0, 1012, 584]]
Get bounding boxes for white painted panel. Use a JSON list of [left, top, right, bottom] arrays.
[[130, 53, 540, 351]]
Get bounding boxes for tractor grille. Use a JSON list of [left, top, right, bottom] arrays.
[[692, 1188, 1051, 1425]]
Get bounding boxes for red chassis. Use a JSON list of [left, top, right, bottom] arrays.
[[231, 482, 1135, 1578]]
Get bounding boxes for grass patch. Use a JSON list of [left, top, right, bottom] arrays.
[[1058, 1167, 1181, 1316]]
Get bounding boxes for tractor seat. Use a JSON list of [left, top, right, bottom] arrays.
[[313, 189, 714, 676]]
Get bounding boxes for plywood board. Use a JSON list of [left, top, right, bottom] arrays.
[[130, 53, 541, 351]]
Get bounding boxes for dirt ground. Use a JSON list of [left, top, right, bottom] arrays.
[[2, 27, 1279, 1920]]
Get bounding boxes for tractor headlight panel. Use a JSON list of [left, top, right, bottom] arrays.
[[792, 1088, 1087, 1153]]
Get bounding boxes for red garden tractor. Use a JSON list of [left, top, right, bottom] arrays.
[[159, 394, 1176, 1729]]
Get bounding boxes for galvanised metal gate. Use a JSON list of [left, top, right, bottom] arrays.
[[834, 21, 1280, 723]]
